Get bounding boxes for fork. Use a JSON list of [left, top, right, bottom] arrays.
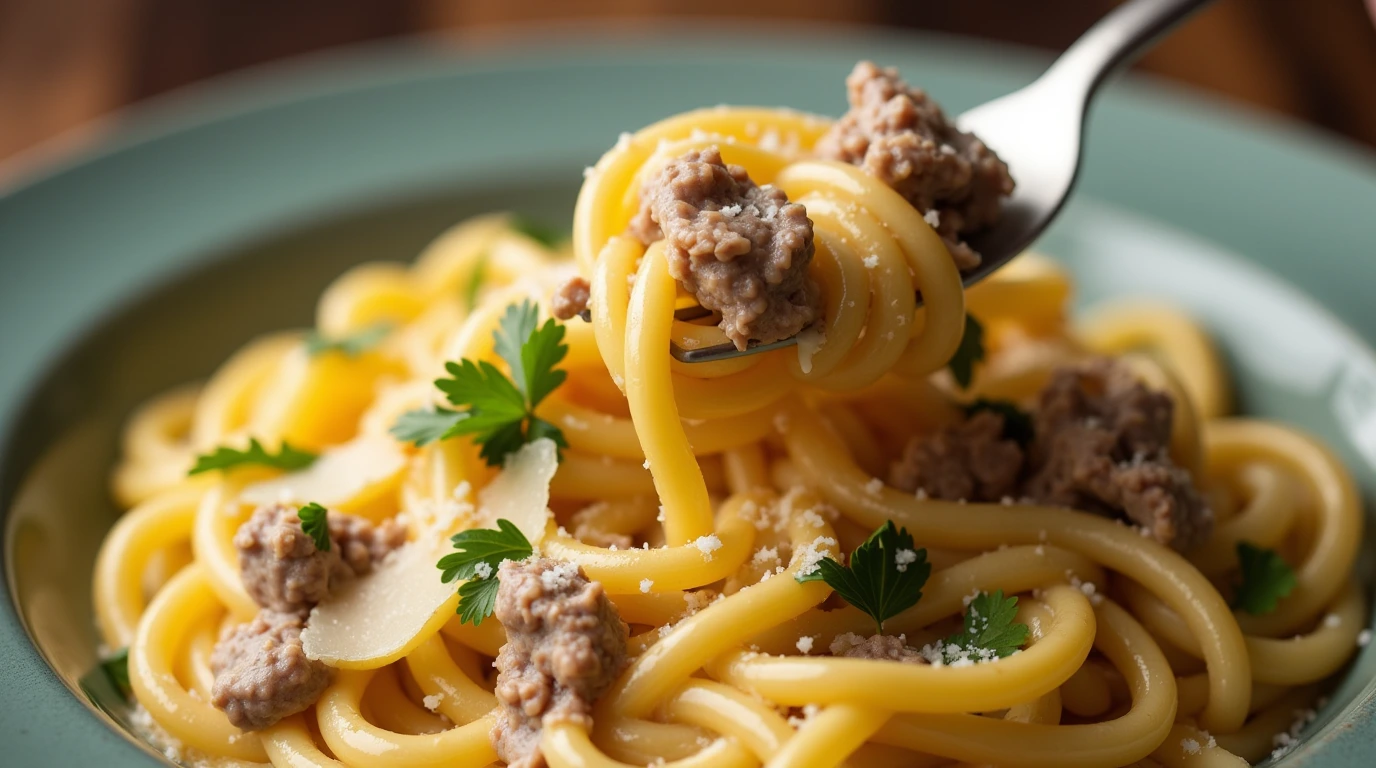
[[602, 0, 1213, 363]]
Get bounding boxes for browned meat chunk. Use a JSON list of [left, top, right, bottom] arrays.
[[210, 611, 332, 730], [1023, 359, 1212, 551], [491, 557, 629, 768], [329, 513, 406, 577], [889, 411, 1025, 502], [630, 146, 820, 350], [830, 632, 927, 664], [235, 504, 403, 613], [551, 276, 591, 321], [817, 61, 1014, 271]]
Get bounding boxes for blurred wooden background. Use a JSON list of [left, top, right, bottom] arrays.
[[2, 0, 1375, 166]]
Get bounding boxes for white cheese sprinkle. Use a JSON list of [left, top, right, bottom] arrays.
[[752, 546, 781, 566], [923, 209, 941, 228], [423, 693, 444, 712], [863, 254, 879, 269], [795, 536, 838, 577], [538, 561, 580, 591], [693, 534, 723, 561], [796, 636, 815, 654], [639, 578, 654, 593], [895, 548, 918, 573], [864, 477, 884, 496], [1180, 738, 1200, 755], [472, 561, 493, 580]]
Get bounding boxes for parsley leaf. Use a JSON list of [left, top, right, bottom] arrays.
[[304, 322, 393, 358], [102, 647, 130, 696], [947, 314, 986, 389], [796, 520, 930, 634], [1234, 542, 1297, 615], [457, 578, 502, 626], [511, 216, 567, 249], [942, 590, 1029, 664], [394, 299, 569, 467], [298, 502, 330, 552], [437, 519, 534, 625], [963, 398, 1035, 446], [390, 407, 466, 447], [188, 438, 317, 476]]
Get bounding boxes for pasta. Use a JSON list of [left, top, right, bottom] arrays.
[[93, 70, 1366, 768]]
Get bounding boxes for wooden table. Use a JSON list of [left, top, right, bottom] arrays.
[[1, 0, 1374, 170]]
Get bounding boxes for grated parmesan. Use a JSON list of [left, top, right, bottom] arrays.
[[693, 534, 723, 561], [895, 548, 918, 573]]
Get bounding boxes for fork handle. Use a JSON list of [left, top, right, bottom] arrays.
[[1045, 0, 1213, 98]]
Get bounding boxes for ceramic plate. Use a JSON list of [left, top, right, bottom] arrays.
[[3, 26, 1376, 767]]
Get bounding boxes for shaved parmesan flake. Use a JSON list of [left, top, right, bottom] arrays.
[[241, 435, 405, 513], [302, 439, 558, 669], [476, 438, 558, 545], [302, 533, 458, 669]]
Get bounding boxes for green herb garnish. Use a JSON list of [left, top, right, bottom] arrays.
[[1234, 542, 1297, 615], [796, 520, 931, 634], [947, 314, 986, 389], [189, 438, 317, 476], [304, 322, 393, 358], [963, 398, 1035, 445], [298, 502, 330, 552], [391, 300, 568, 466], [102, 647, 130, 696], [942, 590, 1029, 664], [390, 406, 465, 447], [437, 519, 534, 625]]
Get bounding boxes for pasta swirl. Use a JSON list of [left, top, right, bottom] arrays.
[[91, 102, 1366, 768]]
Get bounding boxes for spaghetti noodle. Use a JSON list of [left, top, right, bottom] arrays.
[[93, 63, 1365, 768]]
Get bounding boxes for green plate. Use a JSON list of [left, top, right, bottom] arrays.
[[3, 27, 1376, 767]]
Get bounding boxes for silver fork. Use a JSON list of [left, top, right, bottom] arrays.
[[609, 0, 1213, 363]]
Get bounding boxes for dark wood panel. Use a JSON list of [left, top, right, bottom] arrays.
[[0, 0, 1373, 165]]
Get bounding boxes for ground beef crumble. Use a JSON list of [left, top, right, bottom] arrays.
[[551, 275, 591, 321], [210, 611, 332, 731], [233, 503, 351, 614], [491, 557, 629, 768], [213, 504, 406, 730], [889, 410, 1024, 502], [630, 146, 821, 350], [328, 512, 407, 577], [1023, 359, 1212, 552], [892, 359, 1211, 551], [817, 61, 1013, 271], [830, 632, 927, 664]]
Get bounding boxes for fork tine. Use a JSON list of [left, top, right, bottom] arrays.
[[671, 333, 801, 363], [574, 304, 803, 362]]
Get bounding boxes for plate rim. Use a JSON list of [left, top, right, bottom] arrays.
[[2, 25, 1375, 767]]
